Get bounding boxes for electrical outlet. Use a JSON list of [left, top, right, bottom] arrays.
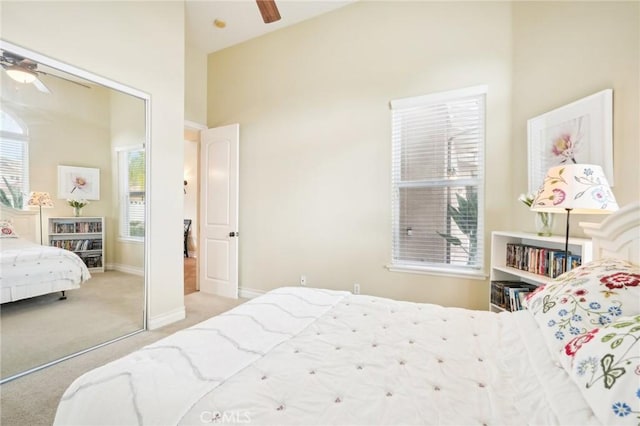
[[353, 283, 360, 294], [300, 275, 307, 286]]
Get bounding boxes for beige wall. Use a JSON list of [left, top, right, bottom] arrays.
[[1, 74, 113, 247], [511, 1, 639, 235], [1, 1, 186, 327], [109, 90, 146, 272], [208, 1, 514, 309], [185, 42, 207, 124], [208, 1, 638, 309]]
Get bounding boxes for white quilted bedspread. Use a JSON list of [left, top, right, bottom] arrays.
[[54, 287, 600, 425], [0, 238, 90, 303]]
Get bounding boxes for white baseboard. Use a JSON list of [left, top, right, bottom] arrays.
[[238, 286, 266, 299], [147, 306, 186, 330], [106, 263, 144, 277]]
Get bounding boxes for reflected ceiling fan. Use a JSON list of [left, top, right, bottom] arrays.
[[0, 51, 90, 94], [256, 0, 281, 23]]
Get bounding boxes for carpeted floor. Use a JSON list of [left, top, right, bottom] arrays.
[[0, 291, 245, 426], [1, 270, 144, 379]]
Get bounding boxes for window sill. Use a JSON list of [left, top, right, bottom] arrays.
[[386, 264, 487, 280]]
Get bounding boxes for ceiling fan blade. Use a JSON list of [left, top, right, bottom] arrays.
[[33, 78, 51, 94], [256, 0, 281, 23], [37, 70, 91, 89]]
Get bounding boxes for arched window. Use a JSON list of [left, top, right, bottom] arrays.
[[0, 108, 29, 209]]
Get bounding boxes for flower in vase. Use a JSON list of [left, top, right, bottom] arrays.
[[518, 193, 536, 208], [67, 199, 89, 209]]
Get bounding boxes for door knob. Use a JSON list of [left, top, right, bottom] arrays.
[[229, 231, 239, 237]]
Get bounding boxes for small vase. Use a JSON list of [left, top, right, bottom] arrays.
[[74, 207, 82, 217], [535, 212, 553, 236]]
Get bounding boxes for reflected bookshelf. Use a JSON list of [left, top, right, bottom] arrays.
[[48, 217, 104, 272]]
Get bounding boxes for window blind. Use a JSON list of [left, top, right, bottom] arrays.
[[119, 147, 145, 238], [0, 138, 29, 209], [390, 86, 485, 273]]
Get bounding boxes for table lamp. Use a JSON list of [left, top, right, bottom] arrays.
[[27, 191, 54, 245], [530, 164, 618, 273]]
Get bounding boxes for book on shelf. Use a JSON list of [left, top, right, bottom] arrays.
[[81, 254, 103, 268], [490, 280, 536, 311], [508, 286, 536, 311], [506, 243, 582, 279]]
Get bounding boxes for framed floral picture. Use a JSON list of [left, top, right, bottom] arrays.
[[57, 165, 100, 200], [527, 89, 613, 193]]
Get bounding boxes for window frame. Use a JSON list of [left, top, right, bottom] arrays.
[[117, 144, 145, 243], [388, 85, 487, 279], [0, 109, 29, 210]]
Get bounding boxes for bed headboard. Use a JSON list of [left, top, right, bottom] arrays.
[[0, 206, 39, 243], [580, 201, 640, 265]]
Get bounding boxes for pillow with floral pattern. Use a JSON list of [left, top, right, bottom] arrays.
[[522, 258, 640, 358], [560, 314, 640, 425], [0, 220, 19, 238]]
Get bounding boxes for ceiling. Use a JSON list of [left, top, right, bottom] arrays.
[[185, 0, 355, 54]]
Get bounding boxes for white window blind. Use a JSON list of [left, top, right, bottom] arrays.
[[118, 146, 145, 239], [0, 109, 29, 209], [390, 86, 486, 275]]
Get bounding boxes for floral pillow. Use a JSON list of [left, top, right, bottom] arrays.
[[0, 220, 19, 238], [523, 258, 640, 358], [561, 315, 640, 425]]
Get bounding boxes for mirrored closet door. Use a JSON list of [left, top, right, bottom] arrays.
[[0, 40, 148, 383]]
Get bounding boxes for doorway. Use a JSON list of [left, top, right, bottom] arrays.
[[184, 122, 204, 295]]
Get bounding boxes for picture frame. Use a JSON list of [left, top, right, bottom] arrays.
[[527, 89, 613, 193], [57, 165, 100, 200]]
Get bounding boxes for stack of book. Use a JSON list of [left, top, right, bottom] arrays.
[[490, 281, 537, 311], [506, 243, 581, 278]]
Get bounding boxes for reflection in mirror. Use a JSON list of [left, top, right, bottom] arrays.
[[0, 41, 147, 383]]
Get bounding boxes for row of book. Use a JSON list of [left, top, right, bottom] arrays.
[[506, 243, 582, 279], [51, 222, 102, 234], [50, 239, 102, 252], [80, 254, 102, 269], [490, 281, 537, 312]]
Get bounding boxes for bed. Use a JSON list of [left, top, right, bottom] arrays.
[[0, 209, 91, 303], [54, 202, 640, 425]]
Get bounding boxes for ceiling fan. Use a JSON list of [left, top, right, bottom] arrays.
[[0, 51, 90, 94], [256, 0, 281, 23]]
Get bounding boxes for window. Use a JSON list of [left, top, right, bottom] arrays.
[[390, 86, 486, 276], [118, 146, 145, 239], [0, 109, 29, 209]]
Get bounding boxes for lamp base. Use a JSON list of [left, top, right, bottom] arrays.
[[563, 208, 572, 274]]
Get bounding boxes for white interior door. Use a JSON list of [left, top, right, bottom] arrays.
[[199, 124, 239, 298]]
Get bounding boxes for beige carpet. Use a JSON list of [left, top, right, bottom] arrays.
[[1, 270, 144, 379], [0, 291, 245, 426]]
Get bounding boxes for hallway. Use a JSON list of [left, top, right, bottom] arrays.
[[184, 257, 197, 295]]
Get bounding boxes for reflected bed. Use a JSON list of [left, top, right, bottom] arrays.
[[0, 214, 90, 304]]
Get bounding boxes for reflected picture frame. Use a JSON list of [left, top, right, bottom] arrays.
[[527, 89, 613, 193], [57, 165, 100, 200]]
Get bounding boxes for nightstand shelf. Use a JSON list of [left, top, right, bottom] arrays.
[[48, 217, 105, 272], [489, 231, 592, 312]]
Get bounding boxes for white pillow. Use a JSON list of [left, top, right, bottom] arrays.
[[523, 258, 640, 359], [560, 314, 640, 425]]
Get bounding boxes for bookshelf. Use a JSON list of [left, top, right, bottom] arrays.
[[48, 217, 105, 272], [489, 231, 593, 312]]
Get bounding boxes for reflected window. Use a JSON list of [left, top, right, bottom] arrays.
[[0, 109, 29, 209], [118, 146, 145, 239]]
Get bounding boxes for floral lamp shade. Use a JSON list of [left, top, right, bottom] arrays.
[[530, 164, 618, 214], [27, 191, 54, 245], [27, 191, 54, 208]]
